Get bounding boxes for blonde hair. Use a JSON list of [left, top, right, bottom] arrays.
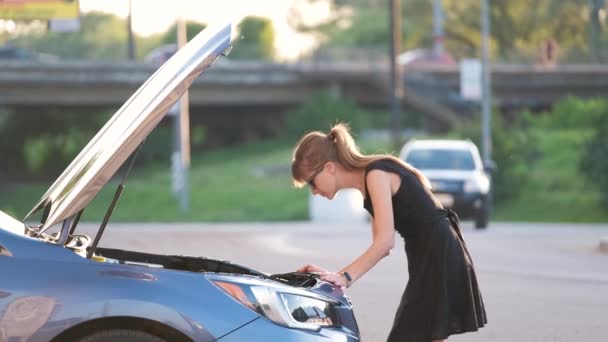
[[291, 123, 431, 189]]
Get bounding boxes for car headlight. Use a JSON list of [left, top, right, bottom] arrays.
[[211, 279, 337, 331], [463, 179, 481, 193], [464, 176, 490, 194]]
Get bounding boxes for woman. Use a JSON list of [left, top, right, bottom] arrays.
[[291, 123, 487, 342]]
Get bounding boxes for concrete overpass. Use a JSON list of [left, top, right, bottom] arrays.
[[1, 60, 607, 136]]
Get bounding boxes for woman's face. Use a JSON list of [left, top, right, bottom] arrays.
[[306, 162, 338, 199]]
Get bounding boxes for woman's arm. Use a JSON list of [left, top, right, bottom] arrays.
[[321, 169, 396, 287]]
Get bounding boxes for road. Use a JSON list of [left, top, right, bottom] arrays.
[[77, 221, 608, 342]]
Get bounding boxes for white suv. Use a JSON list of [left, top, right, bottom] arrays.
[[399, 139, 491, 229]]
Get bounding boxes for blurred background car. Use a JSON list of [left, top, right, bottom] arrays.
[[397, 48, 455, 67], [144, 43, 177, 65], [400, 139, 491, 229], [144, 43, 231, 66], [0, 45, 59, 62]]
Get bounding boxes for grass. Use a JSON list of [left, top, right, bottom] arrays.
[[1, 129, 607, 223], [493, 129, 608, 222], [0, 138, 308, 223]]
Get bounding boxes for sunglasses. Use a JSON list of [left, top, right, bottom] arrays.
[[306, 165, 324, 189]]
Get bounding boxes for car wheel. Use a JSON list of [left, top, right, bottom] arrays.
[[474, 201, 489, 230], [78, 329, 166, 342]]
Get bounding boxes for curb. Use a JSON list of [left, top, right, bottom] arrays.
[[599, 237, 608, 254]]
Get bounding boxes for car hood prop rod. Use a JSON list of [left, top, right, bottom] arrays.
[[87, 142, 145, 259]]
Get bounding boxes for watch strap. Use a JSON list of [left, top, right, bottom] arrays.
[[341, 271, 353, 287]]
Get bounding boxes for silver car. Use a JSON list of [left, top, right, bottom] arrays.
[[0, 23, 360, 342], [400, 139, 491, 229]]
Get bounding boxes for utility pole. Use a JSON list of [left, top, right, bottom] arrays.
[[388, 0, 403, 148], [590, 0, 604, 63], [127, 0, 135, 60], [432, 0, 444, 58], [481, 0, 491, 166], [480, 0, 493, 218]]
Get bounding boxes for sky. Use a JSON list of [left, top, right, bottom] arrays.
[[79, 0, 330, 60]]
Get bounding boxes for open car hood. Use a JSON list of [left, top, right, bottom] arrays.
[[25, 23, 232, 233]]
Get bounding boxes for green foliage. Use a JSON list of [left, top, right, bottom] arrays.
[[22, 130, 93, 173], [191, 125, 207, 147], [284, 91, 370, 139], [2, 124, 606, 223], [137, 127, 173, 164], [295, 0, 603, 62], [7, 12, 129, 60], [0, 109, 111, 179], [492, 97, 608, 222], [579, 102, 608, 209], [0, 138, 307, 222], [313, 6, 391, 47], [230, 16, 275, 60], [530, 96, 608, 130], [0, 108, 8, 129], [453, 111, 539, 203], [135, 124, 207, 164], [3, 13, 209, 62], [159, 21, 208, 45]]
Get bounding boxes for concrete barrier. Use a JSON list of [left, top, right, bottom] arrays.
[[309, 189, 369, 223]]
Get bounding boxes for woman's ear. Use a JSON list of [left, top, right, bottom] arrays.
[[326, 161, 336, 175]]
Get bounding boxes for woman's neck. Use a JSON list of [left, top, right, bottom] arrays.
[[337, 168, 367, 199]]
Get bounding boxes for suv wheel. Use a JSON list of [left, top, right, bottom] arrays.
[[474, 200, 489, 229], [78, 329, 165, 342]]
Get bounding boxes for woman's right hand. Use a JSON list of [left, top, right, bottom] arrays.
[[296, 264, 327, 274]]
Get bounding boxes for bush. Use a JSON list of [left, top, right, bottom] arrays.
[[0, 109, 111, 179], [579, 105, 608, 209], [531, 96, 607, 130], [285, 91, 371, 139], [454, 111, 539, 203], [0, 107, 208, 181]]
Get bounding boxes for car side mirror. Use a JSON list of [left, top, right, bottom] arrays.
[[484, 160, 496, 174]]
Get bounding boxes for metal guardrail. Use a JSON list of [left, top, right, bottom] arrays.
[[1, 59, 608, 122]]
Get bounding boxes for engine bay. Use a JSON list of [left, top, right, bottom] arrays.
[[94, 247, 320, 288]]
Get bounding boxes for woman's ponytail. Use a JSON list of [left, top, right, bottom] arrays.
[[327, 123, 363, 170], [292, 122, 431, 189]]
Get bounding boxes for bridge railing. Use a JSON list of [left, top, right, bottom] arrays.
[[295, 45, 608, 68]]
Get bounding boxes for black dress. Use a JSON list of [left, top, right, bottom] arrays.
[[363, 159, 487, 341]]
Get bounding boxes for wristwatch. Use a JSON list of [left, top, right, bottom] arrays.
[[341, 271, 353, 287]]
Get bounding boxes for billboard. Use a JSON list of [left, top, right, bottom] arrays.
[[0, 0, 79, 20]]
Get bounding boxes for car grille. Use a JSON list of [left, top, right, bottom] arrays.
[[430, 179, 463, 193]]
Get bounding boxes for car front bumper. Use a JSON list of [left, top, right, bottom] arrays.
[[217, 317, 360, 342], [434, 191, 486, 218]]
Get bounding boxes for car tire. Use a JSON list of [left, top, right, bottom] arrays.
[[474, 201, 489, 230], [78, 329, 166, 342]]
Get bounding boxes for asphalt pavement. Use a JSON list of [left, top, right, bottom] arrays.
[[76, 221, 608, 342]]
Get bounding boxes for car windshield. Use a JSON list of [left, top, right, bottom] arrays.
[[405, 148, 475, 170]]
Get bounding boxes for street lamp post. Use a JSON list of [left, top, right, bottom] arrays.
[[433, 0, 444, 58], [388, 0, 403, 148], [590, 0, 604, 63], [481, 0, 491, 165], [127, 0, 135, 60], [480, 0, 493, 218]]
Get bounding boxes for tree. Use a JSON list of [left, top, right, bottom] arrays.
[[159, 21, 207, 45], [291, 0, 603, 62], [230, 16, 275, 60], [0, 20, 46, 44], [5, 12, 130, 60], [579, 99, 608, 209]]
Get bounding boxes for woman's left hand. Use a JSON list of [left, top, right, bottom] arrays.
[[320, 272, 349, 288]]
